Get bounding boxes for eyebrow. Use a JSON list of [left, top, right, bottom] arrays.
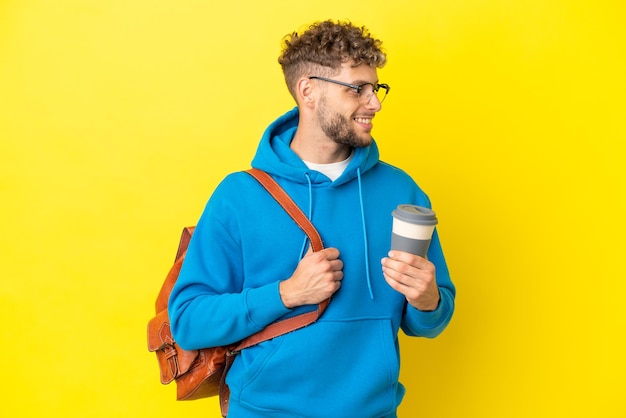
[[352, 79, 379, 85]]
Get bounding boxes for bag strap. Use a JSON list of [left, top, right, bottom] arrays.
[[246, 168, 323, 252], [154, 227, 195, 313], [234, 168, 329, 352]]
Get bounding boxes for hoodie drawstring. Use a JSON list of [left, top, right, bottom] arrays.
[[357, 168, 374, 299], [299, 173, 314, 259], [299, 170, 374, 300]]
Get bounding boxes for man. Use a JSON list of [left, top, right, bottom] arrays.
[[169, 20, 455, 417]]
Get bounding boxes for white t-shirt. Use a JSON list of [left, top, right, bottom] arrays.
[[303, 153, 353, 182]]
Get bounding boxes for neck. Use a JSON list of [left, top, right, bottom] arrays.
[[290, 129, 352, 164]]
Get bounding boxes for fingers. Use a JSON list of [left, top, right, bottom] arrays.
[[386, 250, 430, 268], [381, 251, 439, 310], [303, 246, 339, 259], [381, 251, 431, 288], [318, 248, 343, 282], [320, 247, 341, 260], [281, 247, 343, 308], [306, 248, 343, 273]]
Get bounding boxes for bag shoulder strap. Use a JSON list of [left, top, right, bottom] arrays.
[[246, 168, 323, 252], [155, 226, 195, 313], [234, 168, 329, 352]]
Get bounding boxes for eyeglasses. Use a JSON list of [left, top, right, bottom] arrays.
[[309, 76, 390, 104]]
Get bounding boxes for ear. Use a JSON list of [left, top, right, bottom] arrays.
[[296, 77, 315, 108]]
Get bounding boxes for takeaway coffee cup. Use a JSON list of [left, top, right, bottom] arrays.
[[391, 204, 438, 257]]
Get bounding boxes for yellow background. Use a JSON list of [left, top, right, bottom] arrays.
[[1, 0, 624, 417]]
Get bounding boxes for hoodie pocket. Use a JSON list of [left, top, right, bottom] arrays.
[[231, 318, 401, 417]]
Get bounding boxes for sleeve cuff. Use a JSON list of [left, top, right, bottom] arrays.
[[244, 281, 292, 329]]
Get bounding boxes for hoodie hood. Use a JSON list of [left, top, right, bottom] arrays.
[[251, 107, 380, 187]]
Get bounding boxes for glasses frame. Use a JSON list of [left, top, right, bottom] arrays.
[[309, 76, 390, 104]]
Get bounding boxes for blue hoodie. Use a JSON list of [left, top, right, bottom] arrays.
[[169, 107, 455, 417]]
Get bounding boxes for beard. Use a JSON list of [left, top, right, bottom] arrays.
[[317, 97, 372, 148]]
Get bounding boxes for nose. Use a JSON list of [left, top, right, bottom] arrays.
[[363, 92, 382, 111]]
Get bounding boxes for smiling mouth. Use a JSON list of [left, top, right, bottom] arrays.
[[354, 117, 373, 124]]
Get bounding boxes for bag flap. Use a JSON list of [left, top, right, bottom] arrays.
[[175, 343, 199, 376], [148, 309, 200, 383], [147, 310, 173, 352]]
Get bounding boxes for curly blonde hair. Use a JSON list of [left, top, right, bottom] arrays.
[[278, 20, 386, 100]]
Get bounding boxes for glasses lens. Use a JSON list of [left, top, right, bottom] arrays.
[[360, 84, 388, 104], [375, 85, 389, 103]]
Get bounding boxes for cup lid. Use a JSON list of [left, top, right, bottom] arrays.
[[392, 204, 438, 225]]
